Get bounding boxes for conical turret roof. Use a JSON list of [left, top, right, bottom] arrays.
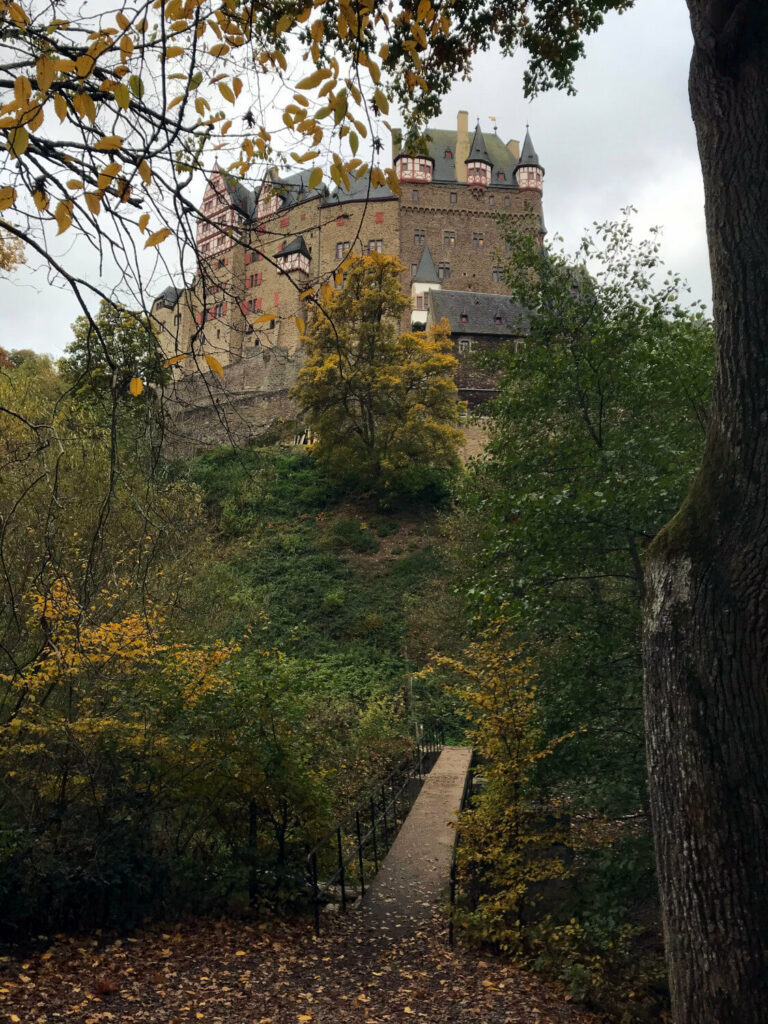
[[516, 127, 541, 168], [413, 245, 441, 284], [465, 122, 492, 166]]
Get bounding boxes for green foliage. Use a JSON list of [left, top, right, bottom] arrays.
[[292, 252, 464, 499], [451, 213, 714, 1021], [61, 299, 169, 408]]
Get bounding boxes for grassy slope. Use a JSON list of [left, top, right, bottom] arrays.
[[175, 443, 456, 727]]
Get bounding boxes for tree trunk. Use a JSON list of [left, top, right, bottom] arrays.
[[643, 4, 768, 1022]]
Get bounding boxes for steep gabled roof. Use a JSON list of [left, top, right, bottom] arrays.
[[279, 234, 310, 258], [320, 172, 397, 207], [429, 290, 528, 337], [392, 127, 518, 187], [154, 285, 184, 309], [413, 245, 441, 284]]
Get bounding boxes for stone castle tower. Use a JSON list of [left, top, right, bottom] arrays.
[[152, 112, 544, 449]]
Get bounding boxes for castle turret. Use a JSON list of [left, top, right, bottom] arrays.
[[411, 245, 441, 327], [465, 122, 492, 187], [515, 127, 544, 192]]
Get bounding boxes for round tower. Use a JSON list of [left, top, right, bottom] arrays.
[[465, 121, 492, 187], [515, 127, 544, 192]]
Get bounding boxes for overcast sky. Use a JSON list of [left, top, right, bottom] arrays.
[[1, 0, 708, 359]]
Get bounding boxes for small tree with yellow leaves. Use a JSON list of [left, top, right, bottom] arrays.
[[431, 617, 574, 952], [293, 252, 463, 498]]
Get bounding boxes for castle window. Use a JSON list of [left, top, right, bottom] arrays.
[[504, 197, 511, 208], [414, 229, 426, 245], [368, 238, 384, 253], [411, 263, 418, 277], [438, 262, 451, 280], [450, 192, 457, 204], [416, 295, 424, 311], [460, 313, 468, 324], [444, 231, 455, 247], [494, 314, 503, 325], [492, 266, 503, 282], [497, 171, 506, 181], [174, 313, 181, 326], [412, 189, 419, 201], [218, 257, 227, 267], [489, 195, 495, 207], [472, 232, 485, 249], [335, 241, 350, 260], [375, 211, 384, 224], [444, 149, 452, 158]]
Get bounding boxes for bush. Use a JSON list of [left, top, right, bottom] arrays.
[[328, 516, 380, 553]]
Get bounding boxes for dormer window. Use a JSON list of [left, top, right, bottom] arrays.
[[444, 149, 452, 158], [497, 171, 506, 181], [494, 314, 503, 325], [460, 312, 468, 324]]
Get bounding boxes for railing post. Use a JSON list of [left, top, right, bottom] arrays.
[[381, 785, 389, 847], [355, 811, 365, 897], [336, 827, 347, 912], [370, 796, 379, 872], [449, 857, 456, 946], [311, 850, 320, 936]]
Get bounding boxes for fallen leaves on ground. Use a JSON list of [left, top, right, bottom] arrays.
[[0, 912, 599, 1024]]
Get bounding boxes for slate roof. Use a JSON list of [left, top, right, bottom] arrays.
[[272, 169, 328, 210], [154, 285, 184, 308], [280, 234, 310, 258], [392, 126, 520, 187], [429, 290, 528, 337], [218, 172, 258, 219], [466, 122, 491, 165], [321, 172, 398, 207], [413, 245, 441, 284], [517, 128, 542, 169]]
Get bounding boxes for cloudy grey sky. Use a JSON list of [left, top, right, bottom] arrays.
[[1, 0, 707, 359]]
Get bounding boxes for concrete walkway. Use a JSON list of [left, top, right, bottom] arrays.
[[359, 745, 473, 939]]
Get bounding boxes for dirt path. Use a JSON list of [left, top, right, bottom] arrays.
[[360, 746, 473, 940], [0, 914, 599, 1024]]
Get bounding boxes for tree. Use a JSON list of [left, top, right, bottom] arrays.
[[453, 217, 713, 1017], [61, 299, 169, 418], [292, 252, 463, 496]]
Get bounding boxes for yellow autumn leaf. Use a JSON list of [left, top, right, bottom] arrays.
[[54, 199, 73, 234], [116, 11, 130, 29], [219, 82, 234, 103], [0, 186, 17, 210], [209, 43, 230, 57], [114, 83, 130, 109], [145, 227, 173, 247], [296, 68, 330, 90], [36, 56, 56, 92], [295, 317, 305, 334], [252, 314, 275, 324], [138, 160, 151, 184], [164, 46, 185, 58], [308, 167, 323, 190], [204, 353, 224, 377], [33, 189, 49, 211], [138, 212, 150, 233], [95, 135, 123, 151], [163, 354, 188, 367], [54, 93, 67, 122], [129, 377, 144, 396], [84, 192, 100, 215], [373, 88, 388, 114], [7, 126, 29, 158]]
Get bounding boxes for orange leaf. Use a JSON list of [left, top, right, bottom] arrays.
[[204, 353, 224, 377], [129, 377, 144, 396]]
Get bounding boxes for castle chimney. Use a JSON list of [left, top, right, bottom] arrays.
[[506, 138, 520, 160], [456, 110, 469, 183]]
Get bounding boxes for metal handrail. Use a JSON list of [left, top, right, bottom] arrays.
[[306, 724, 445, 934]]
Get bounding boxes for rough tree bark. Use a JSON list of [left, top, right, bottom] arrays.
[[643, 2, 768, 1022]]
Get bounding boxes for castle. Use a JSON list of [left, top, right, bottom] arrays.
[[152, 111, 544, 449]]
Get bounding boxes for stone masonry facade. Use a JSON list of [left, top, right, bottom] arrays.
[[152, 112, 544, 450]]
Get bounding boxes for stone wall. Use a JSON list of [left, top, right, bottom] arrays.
[[162, 344, 302, 454]]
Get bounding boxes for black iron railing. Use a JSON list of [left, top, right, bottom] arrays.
[[306, 724, 444, 934], [448, 753, 475, 946]]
